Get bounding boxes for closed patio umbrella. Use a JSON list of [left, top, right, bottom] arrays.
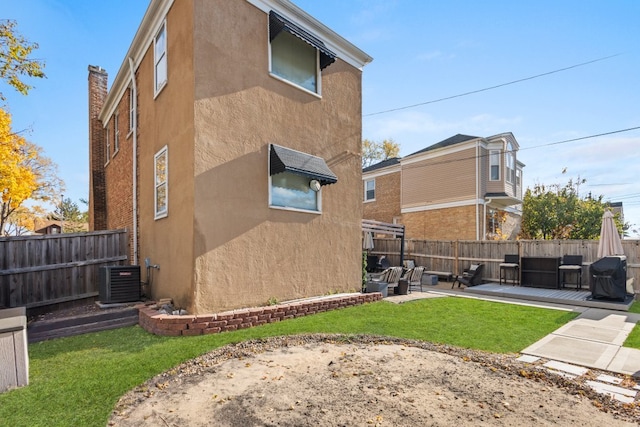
[[363, 231, 374, 251], [597, 210, 624, 258]]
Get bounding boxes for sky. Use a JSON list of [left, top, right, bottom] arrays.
[[3, 1, 640, 236]]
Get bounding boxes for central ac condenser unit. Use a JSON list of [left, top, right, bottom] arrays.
[[99, 266, 141, 303]]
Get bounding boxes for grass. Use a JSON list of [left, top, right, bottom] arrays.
[[0, 297, 590, 427]]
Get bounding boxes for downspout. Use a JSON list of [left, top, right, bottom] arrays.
[[128, 57, 138, 265]]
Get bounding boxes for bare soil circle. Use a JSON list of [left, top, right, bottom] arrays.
[[108, 335, 640, 426]]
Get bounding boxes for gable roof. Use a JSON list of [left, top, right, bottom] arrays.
[[406, 134, 480, 158], [362, 157, 401, 173]]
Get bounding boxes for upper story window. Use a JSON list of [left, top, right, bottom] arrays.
[[129, 86, 135, 133], [364, 179, 375, 201], [505, 142, 515, 184], [489, 150, 500, 181], [113, 113, 120, 154], [105, 127, 110, 165], [154, 21, 167, 96], [516, 167, 523, 199], [154, 146, 168, 219], [269, 144, 337, 213], [268, 11, 336, 95]]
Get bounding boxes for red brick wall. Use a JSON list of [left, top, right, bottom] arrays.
[[403, 205, 479, 240], [88, 65, 108, 231], [104, 87, 136, 260], [137, 293, 382, 336], [363, 171, 401, 223]]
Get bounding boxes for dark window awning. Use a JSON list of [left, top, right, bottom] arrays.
[[269, 10, 337, 70], [270, 144, 338, 186]]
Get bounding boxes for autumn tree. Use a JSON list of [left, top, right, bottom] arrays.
[[0, 109, 63, 235], [519, 175, 624, 240], [362, 138, 400, 168], [0, 19, 46, 100]]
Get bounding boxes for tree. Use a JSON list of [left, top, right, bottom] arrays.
[[0, 19, 46, 100], [50, 197, 87, 233], [520, 174, 624, 240], [362, 138, 400, 168], [0, 108, 63, 235]]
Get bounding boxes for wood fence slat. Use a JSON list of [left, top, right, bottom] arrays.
[[0, 230, 128, 308]]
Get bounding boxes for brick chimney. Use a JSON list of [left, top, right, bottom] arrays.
[[88, 65, 108, 230]]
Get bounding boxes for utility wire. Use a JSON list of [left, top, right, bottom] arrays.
[[364, 53, 623, 117]]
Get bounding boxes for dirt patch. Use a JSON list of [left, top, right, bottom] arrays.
[[108, 335, 640, 426]]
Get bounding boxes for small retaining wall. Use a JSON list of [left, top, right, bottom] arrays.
[[137, 293, 383, 337]]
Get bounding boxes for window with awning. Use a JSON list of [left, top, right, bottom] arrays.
[[269, 144, 337, 212], [268, 10, 337, 94]]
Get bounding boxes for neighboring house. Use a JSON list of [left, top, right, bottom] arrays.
[[363, 133, 525, 240], [33, 220, 89, 235], [34, 220, 62, 235], [88, 0, 372, 314]]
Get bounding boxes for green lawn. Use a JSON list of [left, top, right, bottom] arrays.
[[0, 297, 607, 427]]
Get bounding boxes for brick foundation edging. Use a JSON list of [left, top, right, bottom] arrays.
[[136, 293, 383, 337]]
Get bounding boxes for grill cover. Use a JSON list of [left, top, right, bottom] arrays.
[[589, 256, 627, 301]]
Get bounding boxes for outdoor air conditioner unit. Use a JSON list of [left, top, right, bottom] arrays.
[[99, 266, 141, 303]]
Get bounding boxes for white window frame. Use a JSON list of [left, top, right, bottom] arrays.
[[489, 150, 500, 181], [268, 172, 322, 214], [105, 126, 110, 166], [364, 179, 375, 202], [505, 142, 515, 184], [269, 30, 321, 97], [154, 146, 168, 220], [153, 20, 167, 97], [113, 113, 120, 155], [128, 86, 135, 134]]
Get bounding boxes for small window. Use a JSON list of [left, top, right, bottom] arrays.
[[105, 127, 110, 165], [154, 21, 167, 96], [113, 113, 120, 154], [129, 86, 135, 132], [490, 150, 500, 181], [364, 179, 375, 201], [154, 146, 168, 219], [270, 171, 320, 212]]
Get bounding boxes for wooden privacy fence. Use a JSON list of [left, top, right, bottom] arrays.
[[0, 230, 128, 309], [369, 238, 640, 295]]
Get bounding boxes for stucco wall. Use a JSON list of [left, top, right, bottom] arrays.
[[189, 1, 364, 313], [136, 1, 196, 309]]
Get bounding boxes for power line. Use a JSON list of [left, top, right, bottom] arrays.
[[364, 53, 623, 117]]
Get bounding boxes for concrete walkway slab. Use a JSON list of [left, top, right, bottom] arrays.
[[607, 347, 640, 376], [522, 335, 620, 370]]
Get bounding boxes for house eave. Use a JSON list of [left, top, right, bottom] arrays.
[[99, 0, 175, 124], [247, 0, 373, 70]]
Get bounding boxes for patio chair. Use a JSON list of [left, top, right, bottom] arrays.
[[559, 255, 583, 290], [405, 266, 425, 293], [452, 264, 484, 289], [499, 254, 519, 286]]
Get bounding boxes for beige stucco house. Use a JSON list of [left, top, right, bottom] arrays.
[[363, 133, 525, 240], [88, 0, 372, 314]]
